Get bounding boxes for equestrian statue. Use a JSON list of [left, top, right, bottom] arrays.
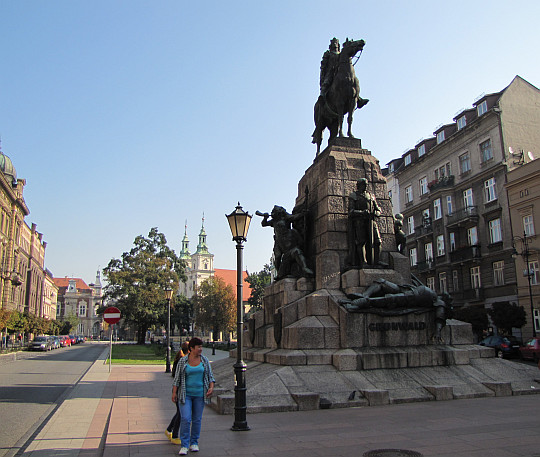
[[312, 37, 369, 155]]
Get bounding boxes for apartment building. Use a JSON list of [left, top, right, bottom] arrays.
[[391, 76, 540, 331]]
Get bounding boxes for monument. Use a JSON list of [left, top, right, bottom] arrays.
[[210, 38, 540, 414]]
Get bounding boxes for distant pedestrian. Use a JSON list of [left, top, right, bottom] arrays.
[[165, 341, 189, 445], [172, 337, 215, 455]]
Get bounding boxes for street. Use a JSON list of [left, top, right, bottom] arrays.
[[0, 342, 105, 457]]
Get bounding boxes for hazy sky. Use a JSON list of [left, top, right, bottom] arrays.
[[1, 1, 539, 284]]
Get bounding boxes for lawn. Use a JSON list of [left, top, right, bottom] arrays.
[[109, 343, 170, 364]]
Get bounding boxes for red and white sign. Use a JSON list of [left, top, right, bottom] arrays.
[[103, 306, 121, 325]]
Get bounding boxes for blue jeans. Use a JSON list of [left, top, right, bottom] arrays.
[[179, 396, 205, 448]]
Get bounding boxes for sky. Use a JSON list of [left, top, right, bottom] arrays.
[[1, 1, 540, 285]]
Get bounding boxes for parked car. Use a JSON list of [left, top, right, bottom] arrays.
[[69, 334, 77, 345], [478, 335, 522, 358], [60, 335, 71, 347], [76, 335, 86, 344], [519, 338, 540, 363], [50, 336, 61, 349], [30, 336, 53, 351]]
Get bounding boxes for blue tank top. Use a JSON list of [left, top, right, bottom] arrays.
[[185, 362, 204, 397]]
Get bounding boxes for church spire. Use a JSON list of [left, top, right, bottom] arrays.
[[195, 214, 210, 254], [180, 220, 191, 259]]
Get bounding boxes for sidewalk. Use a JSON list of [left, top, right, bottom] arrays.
[[22, 347, 540, 457]]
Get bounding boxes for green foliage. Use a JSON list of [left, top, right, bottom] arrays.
[[193, 276, 236, 336], [7, 311, 27, 333], [452, 305, 489, 338], [172, 295, 193, 336], [60, 312, 80, 334], [24, 313, 52, 335], [103, 227, 186, 344], [0, 309, 12, 330], [245, 264, 271, 314], [488, 301, 527, 335]]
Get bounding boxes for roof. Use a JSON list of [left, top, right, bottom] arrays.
[[214, 269, 251, 302], [53, 277, 91, 291]]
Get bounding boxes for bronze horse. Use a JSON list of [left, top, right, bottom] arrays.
[[312, 39, 368, 155]]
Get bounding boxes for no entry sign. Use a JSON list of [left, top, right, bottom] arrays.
[[103, 306, 121, 325]]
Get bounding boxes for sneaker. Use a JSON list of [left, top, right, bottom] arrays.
[[171, 438, 181, 445], [190, 444, 199, 452], [165, 430, 172, 441], [179, 448, 188, 455]]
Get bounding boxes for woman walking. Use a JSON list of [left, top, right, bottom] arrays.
[[166, 341, 189, 444], [172, 337, 215, 455]]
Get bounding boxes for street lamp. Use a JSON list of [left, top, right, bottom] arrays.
[[165, 286, 174, 373], [513, 232, 537, 338], [226, 202, 252, 432]]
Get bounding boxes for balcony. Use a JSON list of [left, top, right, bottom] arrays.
[[452, 288, 484, 302], [446, 206, 479, 228], [428, 175, 455, 192], [449, 245, 481, 263], [416, 259, 436, 272]]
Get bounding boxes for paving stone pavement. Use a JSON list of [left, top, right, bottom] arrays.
[[20, 347, 540, 457]]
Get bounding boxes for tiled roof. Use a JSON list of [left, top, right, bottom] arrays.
[[214, 269, 251, 302], [53, 277, 91, 291]]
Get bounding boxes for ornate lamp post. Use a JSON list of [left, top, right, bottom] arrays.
[[165, 286, 174, 373], [226, 203, 252, 432], [513, 232, 538, 338]]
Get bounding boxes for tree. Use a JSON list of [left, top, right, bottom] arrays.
[[488, 301, 526, 335], [0, 309, 12, 331], [60, 312, 80, 335], [103, 227, 186, 344], [172, 294, 193, 337], [193, 276, 236, 338], [245, 264, 272, 315], [7, 311, 27, 334], [452, 305, 489, 339]]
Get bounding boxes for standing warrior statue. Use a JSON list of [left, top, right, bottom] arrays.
[[348, 178, 381, 268]]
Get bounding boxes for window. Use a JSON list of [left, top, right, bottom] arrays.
[[388, 190, 392, 200], [418, 144, 426, 157], [484, 177, 497, 202], [436, 235, 445, 256], [78, 303, 87, 317], [405, 154, 411, 166], [439, 272, 448, 293], [410, 247, 417, 266], [457, 115, 467, 130], [436, 131, 445, 144], [452, 270, 459, 292], [523, 215, 535, 237], [463, 188, 474, 208], [471, 266, 482, 289], [433, 199, 442, 220], [422, 209, 431, 227], [388, 163, 394, 173], [477, 100, 488, 116], [493, 261, 505, 286], [459, 152, 471, 173], [489, 218, 502, 243], [449, 232, 456, 251], [407, 215, 415, 235], [77, 323, 84, 334], [446, 196, 453, 215], [425, 242, 433, 261], [419, 176, 428, 195], [405, 185, 413, 203], [468, 226, 478, 246], [480, 139, 493, 162], [529, 260, 540, 285], [427, 277, 435, 291]]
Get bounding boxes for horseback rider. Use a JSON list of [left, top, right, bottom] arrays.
[[318, 37, 369, 110], [319, 37, 341, 98]]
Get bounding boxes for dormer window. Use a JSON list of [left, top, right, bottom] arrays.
[[418, 145, 425, 157], [477, 100, 488, 116], [457, 116, 467, 130], [436, 131, 445, 144], [404, 154, 411, 166], [388, 163, 394, 173]]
